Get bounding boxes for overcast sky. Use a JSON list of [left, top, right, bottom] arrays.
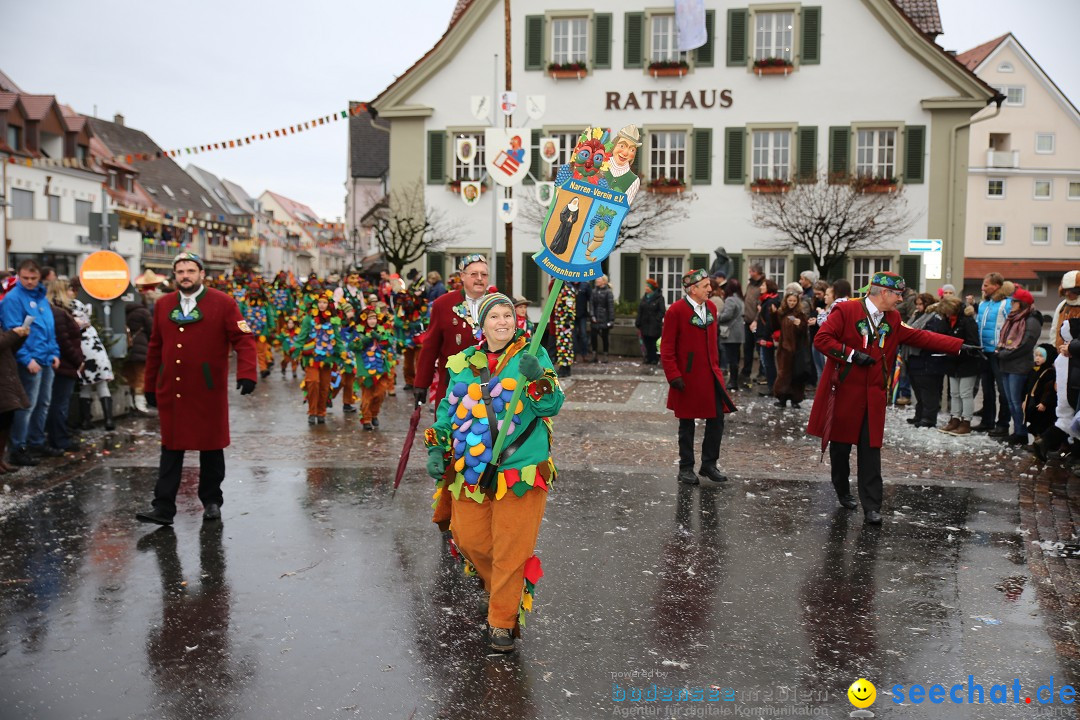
[[1, 0, 1075, 220]]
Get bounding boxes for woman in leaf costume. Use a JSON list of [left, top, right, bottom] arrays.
[[354, 304, 397, 431], [292, 290, 344, 425], [425, 293, 564, 653]]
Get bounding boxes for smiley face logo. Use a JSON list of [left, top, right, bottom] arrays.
[[847, 678, 876, 708]]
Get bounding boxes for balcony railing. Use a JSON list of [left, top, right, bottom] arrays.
[[986, 150, 1019, 168]]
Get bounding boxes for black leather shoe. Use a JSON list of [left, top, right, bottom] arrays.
[[9, 447, 39, 466], [906, 417, 919, 425], [135, 508, 174, 525], [203, 503, 221, 521], [30, 445, 65, 458], [988, 427, 1010, 438], [488, 625, 515, 653], [678, 468, 699, 485], [864, 510, 883, 525], [839, 495, 857, 510], [699, 465, 728, 483], [971, 422, 994, 433], [914, 420, 936, 428]]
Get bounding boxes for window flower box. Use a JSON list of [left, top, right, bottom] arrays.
[[854, 176, 899, 194], [648, 178, 686, 194], [648, 60, 689, 78], [750, 179, 793, 194], [548, 62, 587, 80], [753, 58, 794, 76]]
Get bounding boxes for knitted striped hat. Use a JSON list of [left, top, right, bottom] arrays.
[[477, 292, 514, 326]]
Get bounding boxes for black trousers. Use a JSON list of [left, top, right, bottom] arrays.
[[152, 447, 226, 518], [910, 371, 944, 424], [678, 381, 726, 470], [829, 414, 882, 512], [643, 334, 660, 364]]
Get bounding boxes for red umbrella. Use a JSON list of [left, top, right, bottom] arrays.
[[820, 365, 840, 462], [392, 399, 425, 497]]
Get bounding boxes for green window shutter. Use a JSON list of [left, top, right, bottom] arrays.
[[794, 255, 814, 277], [690, 254, 709, 273], [800, 7, 821, 65], [426, 252, 445, 276], [495, 252, 506, 292], [828, 126, 850, 181], [822, 254, 847, 281], [904, 125, 926, 184], [797, 126, 817, 181], [726, 9, 748, 67], [692, 128, 712, 185], [525, 129, 541, 185], [900, 255, 921, 291], [525, 15, 545, 71], [624, 12, 644, 69], [728, 253, 742, 283], [426, 131, 446, 185], [695, 9, 716, 67], [620, 252, 640, 303], [523, 252, 541, 301], [593, 13, 612, 69], [724, 127, 745, 185]]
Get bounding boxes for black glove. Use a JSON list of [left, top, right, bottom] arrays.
[[145, 391, 157, 408], [669, 377, 685, 391], [519, 354, 543, 381], [426, 447, 447, 480], [851, 351, 876, 367], [236, 378, 256, 395], [414, 386, 428, 405], [960, 343, 983, 357]]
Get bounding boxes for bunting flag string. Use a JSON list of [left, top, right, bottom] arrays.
[[6, 103, 368, 169]]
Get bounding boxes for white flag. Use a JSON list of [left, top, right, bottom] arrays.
[[675, 0, 707, 52]]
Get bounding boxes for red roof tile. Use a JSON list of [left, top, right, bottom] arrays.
[[894, 0, 943, 36], [964, 259, 1079, 282], [0, 92, 18, 112], [18, 94, 57, 121], [956, 34, 1010, 72]]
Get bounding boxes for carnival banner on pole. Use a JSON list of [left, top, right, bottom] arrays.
[[460, 181, 482, 207], [455, 137, 477, 165], [534, 125, 641, 282], [484, 128, 531, 187], [498, 197, 517, 224], [535, 182, 555, 207], [539, 136, 560, 165]]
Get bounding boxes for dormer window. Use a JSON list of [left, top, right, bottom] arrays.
[[162, 184, 175, 198], [201, 195, 213, 208]]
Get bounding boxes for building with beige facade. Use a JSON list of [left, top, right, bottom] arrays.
[[957, 34, 1080, 314]]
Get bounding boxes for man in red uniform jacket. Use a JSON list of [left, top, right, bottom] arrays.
[[807, 272, 978, 524], [413, 254, 490, 407], [136, 252, 258, 526], [661, 268, 737, 485]]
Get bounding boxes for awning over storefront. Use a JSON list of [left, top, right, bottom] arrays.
[[964, 260, 1078, 281]]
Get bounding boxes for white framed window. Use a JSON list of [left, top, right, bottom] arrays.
[[1035, 133, 1055, 154], [75, 199, 91, 226], [124, 175, 135, 192], [47, 195, 60, 222], [1067, 227, 1080, 246], [985, 224, 1004, 244], [551, 17, 588, 66], [749, 256, 787, 286], [987, 178, 1005, 197], [1069, 181, 1080, 200], [107, 170, 117, 189], [752, 130, 791, 182], [541, 131, 581, 180], [6, 125, 21, 150], [648, 131, 687, 183], [852, 257, 892, 291], [647, 255, 685, 306], [11, 188, 33, 219], [1026, 277, 1046, 295], [856, 129, 897, 180], [998, 86, 1025, 106], [1034, 180, 1052, 199], [1031, 225, 1050, 245], [650, 15, 685, 63], [754, 11, 794, 62], [452, 132, 486, 182]]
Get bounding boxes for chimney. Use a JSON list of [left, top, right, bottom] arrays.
[[114, 113, 125, 126]]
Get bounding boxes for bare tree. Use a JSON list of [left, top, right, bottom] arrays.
[[750, 175, 918, 274], [515, 185, 697, 252], [371, 180, 458, 273]]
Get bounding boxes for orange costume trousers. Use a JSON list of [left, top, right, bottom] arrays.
[[256, 339, 271, 372], [450, 488, 548, 629], [304, 365, 331, 417], [360, 375, 392, 424], [341, 373, 356, 406], [403, 346, 419, 386]]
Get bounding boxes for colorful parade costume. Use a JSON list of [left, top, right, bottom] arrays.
[[292, 291, 344, 422], [425, 326, 564, 638], [395, 279, 429, 390], [354, 306, 398, 429], [241, 283, 278, 378], [276, 317, 301, 379]]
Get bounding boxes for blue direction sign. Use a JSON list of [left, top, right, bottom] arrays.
[[908, 238, 943, 253]]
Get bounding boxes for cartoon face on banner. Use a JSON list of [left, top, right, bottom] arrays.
[[540, 136, 560, 165], [535, 182, 555, 207], [460, 181, 482, 207], [535, 125, 640, 282], [455, 137, 476, 165], [484, 128, 531, 186]]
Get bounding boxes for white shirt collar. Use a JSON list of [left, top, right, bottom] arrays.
[[864, 296, 884, 322], [180, 286, 202, 314], [464, 293, 483, 322], [686, 295, 707, 320]]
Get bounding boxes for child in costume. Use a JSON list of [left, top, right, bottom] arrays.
[[355, 305, 397, 431], [293, 290, 344, 425], [336, 304, 361, 414], [395, 279, 429, 391], [514, 295, 536, 338], [277, 315, 300, 379], [242, 281, 277, 379], [425, 293, 564, 653]]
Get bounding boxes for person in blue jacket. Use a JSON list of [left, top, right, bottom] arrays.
[[0, 260, 60, 466]]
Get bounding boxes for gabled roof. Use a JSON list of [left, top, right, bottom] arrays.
[[262, 190, 322, 225], [0, 92, 18, 112], [18, 94, 58, 121], [59, 104, 88, 135], [893, 0, 943, 37], [956, 34, 1009, 72], [0, 68, 23, 93], [349, 103, 390, 179], [87, 115, 229, 219], [186, 164, 250, 218], [220, 179, 259, 216]]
